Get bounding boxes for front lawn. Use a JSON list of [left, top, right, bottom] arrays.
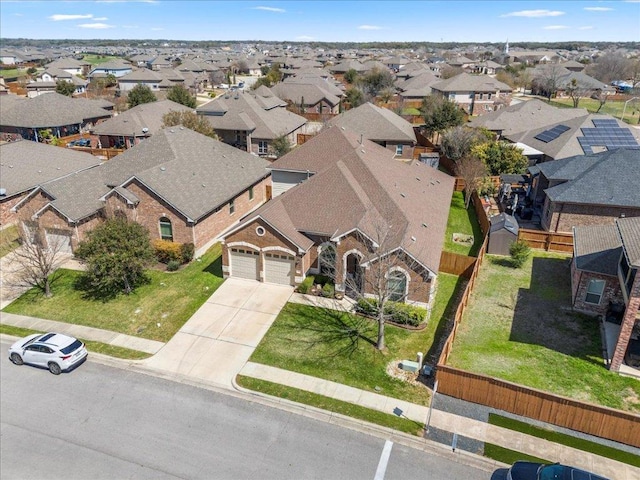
[[549, 97, 639, 125], [249, 272, 465, 405], [448, 251, 640, 413], [82, 54, 121, 65], [444, 191, 484, 257], [2, 244, 224, 342], [0, 225, 21, 258]]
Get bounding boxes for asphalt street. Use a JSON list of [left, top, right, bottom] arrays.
[[0, 340, 496, 480]]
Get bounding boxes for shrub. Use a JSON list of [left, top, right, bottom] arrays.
[[153, 239, 182, 264], [297, 276, 314, 294], [166, 260, 180, 272], [321, 283, 335, 298], [180, 242, 195, 264], [509, 240, 531, 268], [314, 274, 333, 286], [354, 298, 426, 327]]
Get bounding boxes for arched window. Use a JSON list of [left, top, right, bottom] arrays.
[[159, 217, 173, 241], [319, 244, 337, 277], [387, 271, 408, 302]]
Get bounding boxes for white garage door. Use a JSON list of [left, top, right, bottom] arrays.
[[230, 248, 259, 280], [46, 230, 73, 254], [264, 252, 294, 285]]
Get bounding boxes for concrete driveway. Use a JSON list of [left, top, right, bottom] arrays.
[[142, 278, 293, 387]]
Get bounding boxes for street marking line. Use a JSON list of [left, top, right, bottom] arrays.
[[374, 440, 393, 480]]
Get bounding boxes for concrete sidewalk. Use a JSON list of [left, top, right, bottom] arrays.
[[239, 362, 637, 480], [0, 312, 164, 355]]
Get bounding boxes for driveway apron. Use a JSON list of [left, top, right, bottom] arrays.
[[142, 278, 293, 387]]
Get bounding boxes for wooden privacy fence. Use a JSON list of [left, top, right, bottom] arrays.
[[517, 228, 574, 254], [439, 251, 476, 277], [297, 133, 316, 145], [436, 366, 640, 448]]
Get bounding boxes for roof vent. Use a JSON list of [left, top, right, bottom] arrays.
[[0, 188, 6, 197], [421, 222, 428, 228], [416, 177, 420, 181], [202, 183, 206, 187], [38, 170, 42, 173], [142, 127, 149, 133], [169, 129, 175, 133], [400, 193, 406, 198], [411, 236, 416, 241], [160, 166, 166, 171]]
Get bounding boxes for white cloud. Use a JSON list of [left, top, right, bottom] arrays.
[[358, 25, 383, 30], [93, 17, 108, 21], [253, 6, 286, 13], [50, 14, 94, 21], [543, 25, 570, 30], [584, 7, 613, 11], [296, 35, 315, 41], [579, 26, 595, 30], [501, 10, 565, 18], [77, 22, 115, 29]]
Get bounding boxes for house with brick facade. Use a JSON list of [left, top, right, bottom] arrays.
[[11, 127, 271, 255], [0, 140, 101, 228], [327, 102, 417, 160], [219, 126, 454, 313], [430, 72, 512, 116], [532, 149, 640, 233], [571, 216, 640, 373]]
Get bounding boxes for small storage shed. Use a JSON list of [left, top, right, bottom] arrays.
[[488, 213, 519, 255]]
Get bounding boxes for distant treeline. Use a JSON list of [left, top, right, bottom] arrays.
[[2, 38, 639, 51]]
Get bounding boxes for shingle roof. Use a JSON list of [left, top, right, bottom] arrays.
[[431, 72, 512, 93], [617, 216, 640, 268], [197, 91, 306, 140], [244, 127, 455, 272], [91, 100, 192, 137], [542, 149, 640, 208], [0, 140, 101, 198], [270, 82, 340, 107], [573, 224, 622, 276], [328, 102, 416, 144], [101, 127, 270, 221], [0, 92, 111, 129]]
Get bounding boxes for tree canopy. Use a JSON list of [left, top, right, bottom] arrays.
[[471, 141, 528, 175], [167, 84, 196, 108], [162, 110, 218, 139], [420, 96, 465, 136], [75, 217, 155, 298], [55, 80, 76, 97], [127, 84, 157, 108]]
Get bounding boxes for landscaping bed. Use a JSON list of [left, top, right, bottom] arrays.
[[447, 251, 640, 413], [2, 244, 224, 343], [249, 272, 465, 406]]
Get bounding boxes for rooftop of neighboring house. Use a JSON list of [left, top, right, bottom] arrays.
[[45, 57, 90, 69], [573, 223, 622, 276], [617, 216, 640, 268], [197, 90, 306, 139], [431, 72, 512, 93], [538, 149, 640, 208], [230, 126, 454, 273], [0, 140, 101, 198], [89, 59, 133, 72], [327, 102, 416, 144], [91, 99, 192, 137], [269, 82, 341, 107], [0, 92, 112, 129]]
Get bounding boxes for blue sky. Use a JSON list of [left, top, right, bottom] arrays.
[[1, 1, 639, 43]]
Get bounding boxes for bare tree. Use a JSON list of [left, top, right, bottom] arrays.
[[531, 64, 567, 101], [591, 90, 609, 113], [441, 126, 487, 162], [323, 221, 431, 351], [565, 78, 590, 108], [10, 220, 69, 298], [585, 52, 633, 85], [455, 155, 488, 208]]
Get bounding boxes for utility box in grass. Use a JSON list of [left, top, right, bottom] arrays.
[[399, 360, 420, 373]]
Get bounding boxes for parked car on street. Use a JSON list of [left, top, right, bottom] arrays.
[[8, 333, 88, 375], [507, 461, 609, 480]]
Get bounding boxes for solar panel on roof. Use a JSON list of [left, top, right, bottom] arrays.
[[592, 119, 619, 127], [578, 122, 640, 154], [534, 124, 571, 143]]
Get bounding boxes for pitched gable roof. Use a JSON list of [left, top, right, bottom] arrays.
[[432, 72, 512, 93], [91, 100, 192, 137], [617, 217, 640, 268], [328, 102, 416, 144], [573, 224, 622, 276], [236, 127, 454, 272]]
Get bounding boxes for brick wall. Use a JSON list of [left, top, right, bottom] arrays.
[[547, 202, 640, 233], [610, 273, 640, 371], [570, 259, 622, 316], [0, 192, 29, 226]]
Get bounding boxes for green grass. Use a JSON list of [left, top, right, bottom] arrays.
[[483, 444, 550, 465], [0, 68, 27, 79], [237, 375, 423, 436], [401, 107, 421, 116], [250, 272, 465, 406], [489, 413, 640, 467], [548, 97, 639, 125], [444, 191, 484, 256], [448, 251, 640, 412], [0, 225, 21, 258], [3, 244, 224, 342], [0, 324, 150, 360], [81, 54, 121, 65]]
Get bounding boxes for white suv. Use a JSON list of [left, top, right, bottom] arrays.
[[9, 333, 88, 375]]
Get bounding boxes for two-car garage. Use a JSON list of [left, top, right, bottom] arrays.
[[229, 247, 294, 285]]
